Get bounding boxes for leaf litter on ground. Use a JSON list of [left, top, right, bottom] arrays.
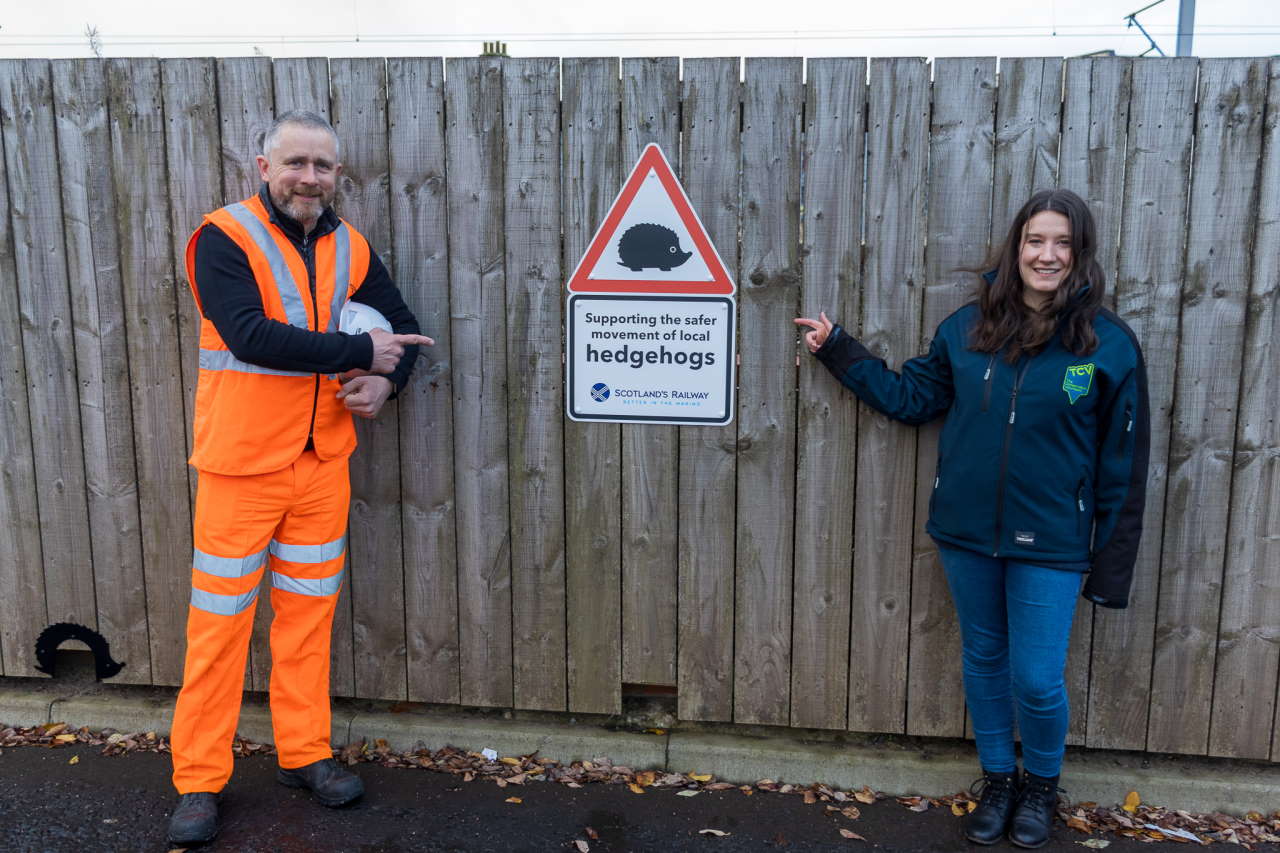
[[3, 722, 1277, 847]]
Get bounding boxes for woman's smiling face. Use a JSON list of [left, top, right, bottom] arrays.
[[1018, 210, 1073, 309]]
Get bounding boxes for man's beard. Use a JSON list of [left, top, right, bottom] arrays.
[[273, 188, 332, 225]]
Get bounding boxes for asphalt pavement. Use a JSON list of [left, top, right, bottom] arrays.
[[2, 744, 1266, 853]]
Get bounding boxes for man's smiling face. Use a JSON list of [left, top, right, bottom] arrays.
[[257, 123, 341, 234]]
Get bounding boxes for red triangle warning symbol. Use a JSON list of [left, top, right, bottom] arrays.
[[566, 143, 735, 296]]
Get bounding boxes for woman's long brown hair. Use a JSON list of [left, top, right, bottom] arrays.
[[970, 189, 1104, 363]]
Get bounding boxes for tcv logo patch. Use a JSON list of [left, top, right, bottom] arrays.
[[1063, 363, 1095, 404]]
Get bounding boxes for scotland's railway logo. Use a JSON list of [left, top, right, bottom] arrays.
[[590, 382, 611, 403], [1063, 363, 1095, 405]]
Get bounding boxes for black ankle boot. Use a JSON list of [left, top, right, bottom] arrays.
[[964, 769, 1020, 845], [1008, 772, 1061, 848]]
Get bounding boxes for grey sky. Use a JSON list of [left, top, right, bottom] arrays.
[[1, 0, 1277, 58]]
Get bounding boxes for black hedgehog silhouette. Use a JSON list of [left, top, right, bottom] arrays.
[[34, 622, 125, 680], [617, 223, 693, 272]]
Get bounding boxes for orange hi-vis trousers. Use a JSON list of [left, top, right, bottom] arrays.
[[171, 450, 350, 794]]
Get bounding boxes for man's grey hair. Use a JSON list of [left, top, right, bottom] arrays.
[[261, 110, 340, 160]]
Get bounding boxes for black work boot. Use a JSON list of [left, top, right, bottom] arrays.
[[166, 792, 218, 846], [277, 757, 364, 807], [1008, 772, 1061, 848], [963, 769, 1020, 845]]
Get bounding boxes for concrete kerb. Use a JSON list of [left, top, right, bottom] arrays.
[[349, 707, 668, 770], [0, 685, 57, 727], [3, 683, 1279, 816]]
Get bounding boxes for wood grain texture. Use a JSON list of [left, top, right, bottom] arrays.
[[107, 58, 193, 686], [332, 58, 408, 701], [0, 60, 95, 639], [160, 58, 220, 503], [563, 57, 623, 715], [0, 62, 47, 677], [906, 57, 996, 739], [1058, 56, 1132, 745], [676, 58, 740, 723], [52, 58, 151, 684], [387, 58, 460, 706], [446, 56, 513, 708], [847, 58, 929, 734], [734, 57, 802, 727], [504, 57, 567, 711], [215, 58, 274, 202], [1209, 58, 1280, 761], [1147, 58, 1266, 756], [791, 57, 865, 731], [272, 58, 330, 115], [1085, 58, 1198, 752], [990, 57, 1063, 243], [620, 56, 680, 687]]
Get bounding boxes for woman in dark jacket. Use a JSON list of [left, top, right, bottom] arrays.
[[795, 189, 1149, 849]]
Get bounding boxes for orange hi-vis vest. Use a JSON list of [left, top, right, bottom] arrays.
[[184, 194, 371, 476]]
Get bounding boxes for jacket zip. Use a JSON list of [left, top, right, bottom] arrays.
[[301, 233, 320, 448], [981, 354, 997, 411], [992, 359, 1032, 556]]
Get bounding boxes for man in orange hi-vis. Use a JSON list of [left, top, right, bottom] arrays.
[[166, 110, 433, 847]]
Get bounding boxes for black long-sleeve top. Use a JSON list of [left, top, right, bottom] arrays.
[[194, 185, 421, 393]]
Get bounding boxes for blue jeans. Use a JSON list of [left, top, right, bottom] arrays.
[[937, 545, 1082, 778]]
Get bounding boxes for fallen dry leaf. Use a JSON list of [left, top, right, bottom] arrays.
[[68, 755, 79, 765], [951, 802, 966, 817], [803, 790, 817, 805], [504, 797, 522, 804], [628, 783, 644, 794], [689, 773, 712, 782], [699, 829, 730, 837], [500, 757, 521, 766], [854, 786, 877, 804], [1077, 840, 1110, 849], [585, 827, 599, 840], [1067, 816, 1093, 833], [839, 828, 866, 840], [1122, 791, 1141, 814], [574, 841, 590, 853], [840, 806, 861, 820], [677, 790, 700, 797]]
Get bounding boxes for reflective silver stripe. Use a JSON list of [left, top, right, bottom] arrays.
[[327, 223, 351, 332], [272, 569, 344, 597], [269, 534, 347, 564], [191, 585, 259, 616], [223, 202, 309, 329], [193, 546, 269, 579], [199, 348, 310, 377]]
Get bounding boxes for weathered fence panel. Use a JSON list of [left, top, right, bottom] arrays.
[[1147, 57, 1268, 756], [733, 56, 802, 727], [0, 62, 46, 679], [563, 57, 623, 716], [676, 57, 739, 723], [505, 56, 566, 711], [0, 60, 96, 647], [791, 56, 865, 731], [0, 55, 1276, 764], [1208, 57, 1280, 763]]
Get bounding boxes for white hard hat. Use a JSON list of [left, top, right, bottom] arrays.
[[338, 301, 392, 336]]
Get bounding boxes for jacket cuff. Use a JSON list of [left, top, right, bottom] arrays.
[[1081, 568, 1130, 609], [814, 324, 878, 377]]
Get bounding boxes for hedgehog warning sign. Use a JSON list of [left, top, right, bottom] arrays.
[[566, 143, 735, 296], [566, 144, 736, 426]]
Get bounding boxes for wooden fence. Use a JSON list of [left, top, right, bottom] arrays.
[[0, 55, 1277, 763]]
